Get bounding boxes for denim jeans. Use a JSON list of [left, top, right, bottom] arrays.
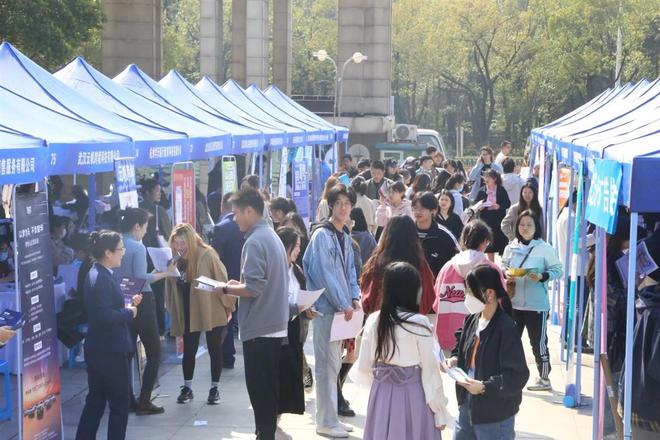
[[453, 403, 515, 440], [313, 313, 343, 429]]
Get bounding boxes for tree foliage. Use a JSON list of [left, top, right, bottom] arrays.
[[0, 0, 103, 70]]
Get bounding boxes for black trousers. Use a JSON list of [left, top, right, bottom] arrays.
[[129, 292, 161, 402], [243, 337, 283, 440], [182, 326, 225, 382], [222, 316, 237, 367], [151, 279, 166, 336], [513, 309, 551, 379], [76, 350, 130, 440]]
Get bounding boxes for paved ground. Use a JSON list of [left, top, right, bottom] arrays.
[[1, 323, 597, 439]]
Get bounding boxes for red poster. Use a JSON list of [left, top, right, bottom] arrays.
[[172, 166, 196, 228], [558, 168, 571, 211]]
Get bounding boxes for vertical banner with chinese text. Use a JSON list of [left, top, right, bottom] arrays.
[[585, 159, 622, 234], [14, 188, 63, 440], [114, 157, 139, 209], [172, 163, 196, 228], [221, 156, 238, 196], [292, 157, 309, 219]]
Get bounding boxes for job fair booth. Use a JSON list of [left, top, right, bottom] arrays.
[[530, 77, 660, 440], [0, 41, 348, 439]]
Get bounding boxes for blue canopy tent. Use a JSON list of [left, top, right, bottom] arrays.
[[113, 65, 263, 157], [159, 70, 287, 151], [0, 43, 190, 167], [0, 129, 49, 185], [263, 85, 349, 143], [531, 78, 660, 440]]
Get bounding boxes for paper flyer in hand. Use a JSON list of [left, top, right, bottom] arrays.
[[119, 277, 146, 306], [330, 308, 365, 342], [147, 247, 181, 277], [295, 288, 325, 312], [446, 367, 470, 383], [615, 241, 659, 288], [195, 276, 222, 293]]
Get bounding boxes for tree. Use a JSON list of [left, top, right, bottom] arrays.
[[0, 0, 103, 70]]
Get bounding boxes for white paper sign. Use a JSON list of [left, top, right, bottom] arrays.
[[330, 308, 365, 342], [294, 288, 324, 312], [147, 247, 181, 277]]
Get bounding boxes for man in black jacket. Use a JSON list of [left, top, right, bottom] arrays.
[[413, 192, 459, 277]]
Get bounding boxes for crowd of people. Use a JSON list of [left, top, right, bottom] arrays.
[[1, 140, 659, 440]]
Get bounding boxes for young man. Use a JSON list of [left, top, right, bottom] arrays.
[[495, 140, 512, 165], [501, 157, 525, 205], [303, 185, 360, 438], [426, 145, 445, 168], [416, 155, 435, 177], [214, 188, 289, 440], [269, 197, 294, 230], [211, 193, 244, 370], [365, 160, 392, 200], [341, 154, 353, 173], [413, 191, 460, 278], [384, 159, 402, 182], [357, 159, 372, 180]]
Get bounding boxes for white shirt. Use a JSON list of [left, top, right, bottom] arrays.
[[350, 310, 452, 427], [261, 266, 298, 338]]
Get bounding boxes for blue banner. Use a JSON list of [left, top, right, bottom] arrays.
[[585, 159, 622, 234], [135, 141, 188, 167], [0, 148, 48, 185], [114, 157, 139, 209], [48, 143, 133, 174], [292, 159, 309, 219]]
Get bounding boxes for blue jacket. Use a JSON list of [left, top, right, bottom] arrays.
[[502, 239, 563, 311], [83, 263, 133, 353], [212, 213, 245, 281], [303, 223, 361, 314], [468, 161, 503, 201]]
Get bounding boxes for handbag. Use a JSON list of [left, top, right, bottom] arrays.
[[506, 246, 535, 298]]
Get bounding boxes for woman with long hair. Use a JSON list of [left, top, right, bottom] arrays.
[[445, 173, 467, 218], [279, 212, 309, 267], [350, 262, 451, 439], [502, 210, 562, 392], [352, 176, 377, 234], [501, 182, 544, 242], [350, 208, 377, 265], [117, 208, 177, 414], [75, 230, 140, 440], [407, 173, 433, 200], [165, 224, 236, 405], [437, 189, 464, 241], [472, 169, 511, 260], [316, 176, 339, 222], [361, 216, 436, 315], [447, 265, 529, 439]]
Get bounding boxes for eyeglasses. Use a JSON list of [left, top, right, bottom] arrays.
[[333, 201, 352, 209], [114, 247, 126, 253]]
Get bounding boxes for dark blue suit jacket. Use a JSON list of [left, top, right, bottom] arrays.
[[83, 263, 133, 353], [211, 213, 245, 281]]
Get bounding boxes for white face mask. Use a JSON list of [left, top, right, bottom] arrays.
[[464, 294, 485, 314]]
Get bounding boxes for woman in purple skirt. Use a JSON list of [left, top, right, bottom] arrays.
[[350, 261, 451, 439]]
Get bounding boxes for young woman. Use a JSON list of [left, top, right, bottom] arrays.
[[468, 146, 503, 201], [375, 181, 413, 240], [361, 216, 436, 316], [165, 224, 236, 404], [316, 176, 339, 222], [501, 182, 544, 242], [447, 265, 529, 440], [279, 212, 309, 267], [75, 230, 140, 440], [350, 261, 451, 440], [351, 176, 377, 234], [437, 189, 464, 241], [433, 220, 505, 350], [472, 169, 511, 260], [350, 207, 377, 266], [445, 173, 467, 218], [407, 173, 432, 200], [502, 210, 562, 391], [117, 208, 177, 415]]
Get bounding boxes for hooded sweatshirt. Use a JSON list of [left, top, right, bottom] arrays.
[[433, 250, 505, 349]]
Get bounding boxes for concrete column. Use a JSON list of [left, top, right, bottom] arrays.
[[272, 0, 293, 94], [231, 0, 269, 88], [102, 0, 162, 78], [337, 0, 392, 116], [200, 0, 224, 83]]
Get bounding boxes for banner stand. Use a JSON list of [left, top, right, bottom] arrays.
[[171, 162, 196, 228]]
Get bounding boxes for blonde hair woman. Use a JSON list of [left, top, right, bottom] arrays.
[[165, 224, 236, 405]]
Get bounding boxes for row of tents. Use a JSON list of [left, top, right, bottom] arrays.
[[0, 42, 348, 185]]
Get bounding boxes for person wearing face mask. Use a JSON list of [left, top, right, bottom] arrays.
[[502, 210, 562, 392], [116, 208, 178, 415], [351, 262, 451, 439], [433, 220, 506, 351], [446, 265, 529, 440], [75, 230, 141, 440], [165, 223, 236, 406], [500, 182, 544, 242]]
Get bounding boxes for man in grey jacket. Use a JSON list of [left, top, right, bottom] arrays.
[[215, 188, 289, 440]]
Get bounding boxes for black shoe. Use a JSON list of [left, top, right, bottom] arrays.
[[338, 402, 356, 417], [129, 395, 138, 413], [177, 386, 194, 404], [135, 400, 165, 415], [207, 386, 220, 405], [222, 363, 235, 370]]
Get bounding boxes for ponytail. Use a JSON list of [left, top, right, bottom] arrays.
[[87, 230, 121, 260], [118, 207, 151, 233]]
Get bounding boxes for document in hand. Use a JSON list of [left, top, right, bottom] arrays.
[[294, 288, 325, 312], [195, 276, 222, 292], [147, 247, 181, 277], [446, 367, 470, 383], [119, 277, 146, 306], [330, 308, 365, 342]]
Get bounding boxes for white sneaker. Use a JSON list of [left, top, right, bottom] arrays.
[[316, 426, 349, 438], [339, 422, 354, 432], [527, 377, 552, 391]]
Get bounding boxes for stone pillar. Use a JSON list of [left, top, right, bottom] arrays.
[[272, 0, 293, 94], [102, 0, 162, 78], [231, 0, 269, 88], [200, 0, 224, 83], [337, 0, 392, 116]]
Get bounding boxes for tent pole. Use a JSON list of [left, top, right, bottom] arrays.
[[88, 173, 96, 231], [622, 212, 638, 439], [258, 151, 264, 188], [551, 152, 560, 325], [575, 176, 591, 406], [561, 169, 575, 363], [592, 226, 605, 440]]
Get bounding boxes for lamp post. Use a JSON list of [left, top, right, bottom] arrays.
[[312, 50, 368, 124]]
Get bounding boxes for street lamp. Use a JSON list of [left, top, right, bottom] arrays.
[[313, 50, 368, 124]]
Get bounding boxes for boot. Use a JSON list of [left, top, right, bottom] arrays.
[[135, 397, 165, 415], [337, 363, 355, 417]]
